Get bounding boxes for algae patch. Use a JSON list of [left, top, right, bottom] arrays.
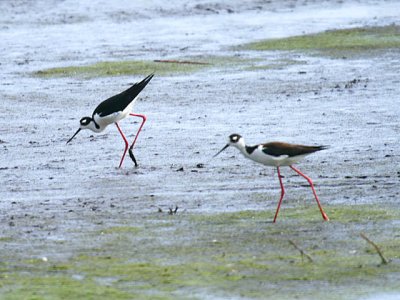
[[35, 60, 205, 78], [1, 204, 399, 299], [34, 56, 257, 78], [242, 25, 400, 56], [99, 226, 141, 235], [0, 275, 134, 300]]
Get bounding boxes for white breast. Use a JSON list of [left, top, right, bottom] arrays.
[[93, 102, 133, 130], [245, 147, 307, 167]]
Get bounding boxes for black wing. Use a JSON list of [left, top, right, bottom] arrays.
[[93, 74, 154, 117], [262, 142, 327, 157]]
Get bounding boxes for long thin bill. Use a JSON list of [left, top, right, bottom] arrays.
[[213, 144, 229, 157], [66, 128, 81, 144]]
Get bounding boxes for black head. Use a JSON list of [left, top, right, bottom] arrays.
[[66, 116, 93, 144], [229, 134, 242, 144], [80, 117, 92, 127], [213, 133, 243, 157]]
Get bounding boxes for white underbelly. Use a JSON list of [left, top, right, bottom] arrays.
[[93, 103, 133, 130], [246, 150, 307, 167]]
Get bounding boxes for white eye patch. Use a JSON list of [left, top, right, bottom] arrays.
[[231, 135, 239, 142], [80, 117, 91, 125]]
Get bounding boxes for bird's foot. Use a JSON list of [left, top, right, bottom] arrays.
[[322, 212, 330, 221], [128, 146, 138, 167]]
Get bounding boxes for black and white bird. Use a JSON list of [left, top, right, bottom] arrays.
[[214, 133, 329, 222], [67, 74, 154, 168]]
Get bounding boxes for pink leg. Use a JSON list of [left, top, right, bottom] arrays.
[[273, 166, 285, 223], [115, 122, 129, 168], [129, 113, 147, 149], [116, 114, 147, 168], [127, 113, 146, 167], [290, 165, 329, 221]]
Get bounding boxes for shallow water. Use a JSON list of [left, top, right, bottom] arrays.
[[1, 1, 400, 299]]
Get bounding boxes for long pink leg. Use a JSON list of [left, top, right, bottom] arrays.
[[290, 165, 329, 221], [129, 113, 147, 149], [273, 166, 285, 223], [126, 113, 147, 167], [115, 114, 146, 168], [115, 122, 129, 168]]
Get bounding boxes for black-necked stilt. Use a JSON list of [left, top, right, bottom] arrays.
[[214, 134, 329, 222], [67, 74, 154, 168]]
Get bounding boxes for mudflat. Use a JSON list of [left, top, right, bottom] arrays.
[[1, 1, 399, 299]]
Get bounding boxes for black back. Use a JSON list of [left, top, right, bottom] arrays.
[[261, 142, 327, 157], [93, 74, 154, 117]]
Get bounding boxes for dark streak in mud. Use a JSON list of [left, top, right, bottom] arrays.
[[1, 0, 400, 299]]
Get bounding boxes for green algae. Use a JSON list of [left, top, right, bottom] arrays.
[[1, 204, 399, 299], [0, 237, 13, 242], [99, 226, 141, 234], [328, 205, 400, 222], [34, 56, 257, 78], [190, 204, 400, 224], [0, 275, 136, 300], [34, 60, 204, 78], [278, 204, 400, 223], [242, 25, 400, 57]]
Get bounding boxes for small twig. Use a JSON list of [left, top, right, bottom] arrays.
[[288, 240, 313, 263], [168, 206, 179, 215], [360, 233, 389, 265], [154, 59, 211, 65]]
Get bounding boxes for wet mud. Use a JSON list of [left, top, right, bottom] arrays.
[[1, 1, 400, 299]]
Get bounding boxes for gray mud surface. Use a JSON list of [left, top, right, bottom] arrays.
[[1, 1, 400, 299]]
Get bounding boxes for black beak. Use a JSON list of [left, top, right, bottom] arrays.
[[66, 128, 81, 144], [213, 144, 230, 157]]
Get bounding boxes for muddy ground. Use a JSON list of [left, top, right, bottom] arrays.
[[1, 1, 400, 299]]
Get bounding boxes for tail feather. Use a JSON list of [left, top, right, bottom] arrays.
[[94, 74, 154, 117], [316, 145, 329, 151], [125, 73, 154, 97], [302, 145, 329, 154]]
